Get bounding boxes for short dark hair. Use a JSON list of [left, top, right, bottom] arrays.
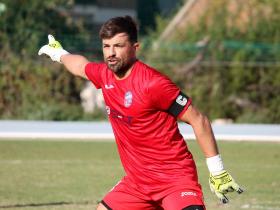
[[99, 16, 138, 43]]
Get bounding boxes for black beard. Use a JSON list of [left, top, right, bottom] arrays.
[[107, 59, 122, 73], [106, 58, 136, 78]]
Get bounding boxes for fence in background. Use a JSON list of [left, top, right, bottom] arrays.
[[0, 120, 279, 142]]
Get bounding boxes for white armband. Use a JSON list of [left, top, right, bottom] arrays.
[[206, 154, 224, 175]]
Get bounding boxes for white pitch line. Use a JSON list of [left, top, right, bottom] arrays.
[[0, 132, 280, 142], [182, 134, 280, 142], [0, 132, 115, 141]]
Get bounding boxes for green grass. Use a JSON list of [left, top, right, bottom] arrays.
[[0, 140, 279, 210]]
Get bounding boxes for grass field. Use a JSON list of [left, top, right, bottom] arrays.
[[0, 140, 279, 210]]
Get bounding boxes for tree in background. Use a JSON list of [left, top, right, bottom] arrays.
[[140, 0, 280, 123], [0, 2, 6, 15], [137, 0, 160, 35], [0, 0, 95, 120]]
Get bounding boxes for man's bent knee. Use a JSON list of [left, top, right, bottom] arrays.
[[96, 201, 112, 210], [182, 205, 205, 210]]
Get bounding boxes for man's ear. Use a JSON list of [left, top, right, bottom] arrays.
[[134, 42, 140, 51]]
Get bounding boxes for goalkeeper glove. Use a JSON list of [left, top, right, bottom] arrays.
[[209, 170, 243, 204], [38, 34, 69, 63], [207, 154, 243, 204]]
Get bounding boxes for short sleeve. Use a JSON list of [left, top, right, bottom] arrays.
[[85, 62, 104, 89], [148, 72, 191, 117]]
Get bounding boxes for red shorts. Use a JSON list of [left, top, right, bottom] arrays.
[[102, 177, 205, 210]]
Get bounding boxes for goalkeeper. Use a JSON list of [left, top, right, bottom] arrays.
[[39, 16, 243, 210]]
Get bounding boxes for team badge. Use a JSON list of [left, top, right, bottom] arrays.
[[124, 91, 133, 107]]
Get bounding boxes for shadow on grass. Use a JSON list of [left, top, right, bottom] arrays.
[[0, 200, 96, 209]]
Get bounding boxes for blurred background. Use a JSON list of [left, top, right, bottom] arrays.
[[1, 1, 280, 210], [0, 0, 280, 123]]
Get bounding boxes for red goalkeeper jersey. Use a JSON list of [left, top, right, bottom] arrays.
[[85, 60, 201, 197]]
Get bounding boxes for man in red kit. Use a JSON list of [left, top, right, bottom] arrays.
[[39, 16, 243, 210]]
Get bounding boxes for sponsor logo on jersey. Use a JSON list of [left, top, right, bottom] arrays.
[[106, 106, 133, 126], [105, 84, 114, 89], [181, 191, 197, 197], [176, 94, 188, 106], [106, 106, 111, 115], [124, 91, 133, 107]]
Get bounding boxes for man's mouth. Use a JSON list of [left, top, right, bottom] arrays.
[[107, 58, 119, 65]]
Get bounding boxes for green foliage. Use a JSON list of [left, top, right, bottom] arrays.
[[141, 0, 280, 123], [0, 0, 100, 120], [137, 0, 160, 35]]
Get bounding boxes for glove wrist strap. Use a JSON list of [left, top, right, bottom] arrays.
[[206, 154, 224, 175], [54, 49, 69, 63]]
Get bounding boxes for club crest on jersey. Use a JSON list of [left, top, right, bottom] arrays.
[[124, 91, 133, 107]]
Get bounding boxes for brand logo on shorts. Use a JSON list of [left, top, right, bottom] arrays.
[[124, 91, 133, 107], [181, 191, 197, 197]]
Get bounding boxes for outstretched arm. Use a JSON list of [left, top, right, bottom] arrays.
[[60, 54, 89, 79], [179, 104, 243, 204], [38, 35, 89, 79]]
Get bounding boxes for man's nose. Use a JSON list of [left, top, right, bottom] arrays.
[[109, 46, 116, 56]]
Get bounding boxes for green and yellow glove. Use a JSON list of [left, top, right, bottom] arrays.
[[206, 154, 243, 204], [209, 170, 243, 203], [38, 35, 69, 63]]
